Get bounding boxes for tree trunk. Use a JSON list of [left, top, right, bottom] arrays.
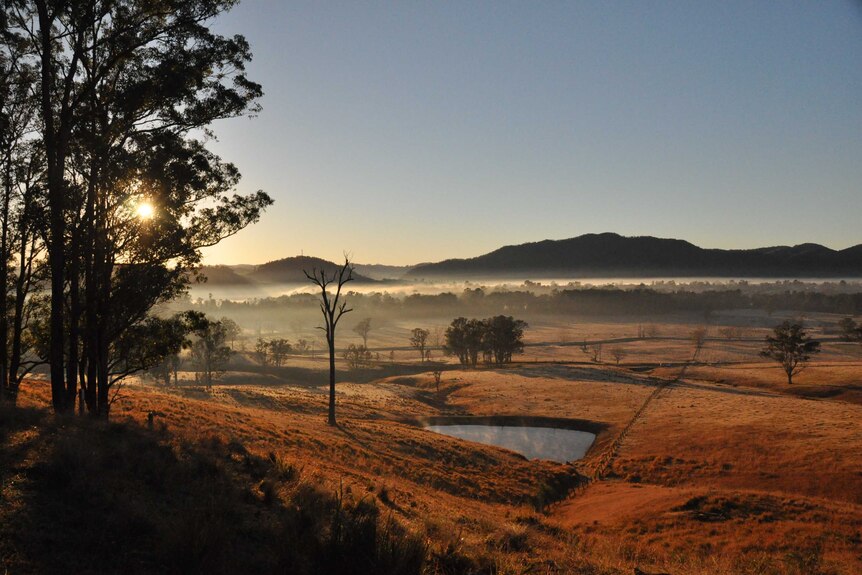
[[36, 0, 69, 413], [83, 172, 98, 413], [8, 232, 29, 402], [97, 332, 109, 417], [47, 173, 67, 411], [66, 231, 80, 409], [0, 160, 11, 396], [94, 244, 111, 416], [328, 337, 336, 426]]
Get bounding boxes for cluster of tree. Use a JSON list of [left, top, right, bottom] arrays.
[[443, 315, 527, 366], [0, 1, 271, 415], [342, 344, 373, 369], [254, 338, 293, 367], [838, 317, 862, 342], [551, 288, 862, 317], [190, 287, 862, 328], [145, 313, 234, 389]]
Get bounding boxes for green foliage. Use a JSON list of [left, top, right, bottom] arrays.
[[2, 0, 273, 413]]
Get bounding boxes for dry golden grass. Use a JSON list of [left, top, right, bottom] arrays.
[[5, 316, 862, 574]]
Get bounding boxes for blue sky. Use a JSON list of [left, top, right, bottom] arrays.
[[201, 1, 862, 265]]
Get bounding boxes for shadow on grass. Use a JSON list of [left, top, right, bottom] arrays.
[[0, 402, 426, 575], [202, 361, 450, 388]]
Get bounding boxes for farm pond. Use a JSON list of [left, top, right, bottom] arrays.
[[424, 424, 596, 463]]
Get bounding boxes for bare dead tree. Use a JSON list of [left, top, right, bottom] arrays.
[[305, 258, 354, 426]]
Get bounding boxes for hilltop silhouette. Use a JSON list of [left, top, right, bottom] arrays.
[[407, 233, 862, 278]]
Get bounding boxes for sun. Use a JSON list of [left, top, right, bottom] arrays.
[[136, 201, 155, 220]]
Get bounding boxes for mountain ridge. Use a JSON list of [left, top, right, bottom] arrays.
[[406, 233, 862, 278], [198, 234, 862, 286]]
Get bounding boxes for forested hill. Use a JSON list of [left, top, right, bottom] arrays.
[[197, 265, 256, 285], [248, 256, 376, 284], [407, 233, 862, 278]]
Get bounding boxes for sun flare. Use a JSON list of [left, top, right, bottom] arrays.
[[136, 202, 155, 220]]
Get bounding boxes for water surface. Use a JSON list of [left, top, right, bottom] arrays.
[[425, 424, 595, 463]]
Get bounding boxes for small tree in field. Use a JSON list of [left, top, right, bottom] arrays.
[[268, 339, 292, 367], [220, 317, 242, 349], [610, 347, 626, 365], [760, 321, 821, 385], [255, 338, 269, 365], [410, 328, 430, 362], [432, 370, 443, 392], [305, 258, 353, 426], [353, 318, 373, 347], [689, 326, 708, 361], [295, 339, 310, 355], [190, 318, 232, 389]]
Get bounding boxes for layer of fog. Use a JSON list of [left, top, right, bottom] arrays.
[[187, 276, 862, 304]]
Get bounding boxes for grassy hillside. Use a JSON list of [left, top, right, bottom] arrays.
[[0, 397, 427, 574]]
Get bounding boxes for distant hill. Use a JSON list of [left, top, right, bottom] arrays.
[[352, 263, 411, 280], [407, 233, 862, 278], [249, 256, 375, 284], [197, 265, 256, 285]]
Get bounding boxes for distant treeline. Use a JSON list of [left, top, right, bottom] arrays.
[[182, 287, 862, 319]]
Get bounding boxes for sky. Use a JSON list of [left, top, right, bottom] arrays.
[[200, 1, 862, 266]]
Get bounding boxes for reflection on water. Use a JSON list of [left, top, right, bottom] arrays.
[[425, 425, 595, 463]]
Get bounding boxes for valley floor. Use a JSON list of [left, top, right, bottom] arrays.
[[3, 320, 862, 574]]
